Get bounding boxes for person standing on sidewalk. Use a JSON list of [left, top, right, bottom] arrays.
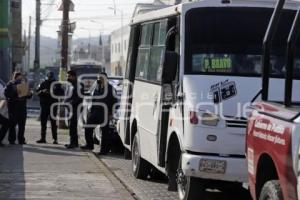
[[0, 81, 9, 146], [36, 71, 63, 144], [81, 73, 117, 154], [4, 72, 32, 145], [65, 70, 84, 149]]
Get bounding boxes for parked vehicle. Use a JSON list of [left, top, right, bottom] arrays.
[[71, 60, 105, 91], [246, 0, 300, 199], [117, 0, 300, 199]]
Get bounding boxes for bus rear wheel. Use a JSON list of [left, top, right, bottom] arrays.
[[132, 134, 151, 179], [177, 158, 206, 200], [259, 180, 283, 200]]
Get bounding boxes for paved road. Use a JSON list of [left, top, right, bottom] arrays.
[[99, 154, 251, 200], [0, 119, 134, 200], [0, 115, 252, 200]]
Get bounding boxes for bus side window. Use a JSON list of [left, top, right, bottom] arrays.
[[135, 24, 152, 80], [149, 21, 167, 82], [136, 49, 150, 79]]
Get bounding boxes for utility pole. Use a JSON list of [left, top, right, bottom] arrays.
[[34, 0, 41, 72], [60, 0, 70, 81], [27, 16, 32, 72]]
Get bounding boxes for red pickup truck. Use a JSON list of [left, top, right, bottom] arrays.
[[247, 103, 300, 199], [246, 0, 300, 199]]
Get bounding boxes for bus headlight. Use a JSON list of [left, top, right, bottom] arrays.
[[201, 113, 220, 126]]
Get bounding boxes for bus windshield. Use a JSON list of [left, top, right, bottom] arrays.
[[185, 7, 300, 77]]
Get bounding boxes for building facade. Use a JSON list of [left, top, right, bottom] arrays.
[[110, 26, 130, 76], [110, 0, 171, 77], [0, 0, 11, 83]]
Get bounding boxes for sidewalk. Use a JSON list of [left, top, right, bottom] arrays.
[[0, 119, 134, 200]]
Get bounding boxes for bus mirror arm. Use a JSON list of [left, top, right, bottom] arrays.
[[250, 88, 262, 104]]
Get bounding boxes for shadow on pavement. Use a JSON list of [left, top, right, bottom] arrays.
[[23, 145, 84, 157], [0, 145, 25, 200]]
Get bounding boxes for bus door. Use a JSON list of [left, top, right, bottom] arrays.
[[120, 25, 140, 145], [157, 17, 180, 167], [133, 20, 169, 163]]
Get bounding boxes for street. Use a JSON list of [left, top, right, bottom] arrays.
[[100, 155, 251, 200], [0, 117, 251, 200], [0, 119, 133, 200], [0, 0, 299, 199]]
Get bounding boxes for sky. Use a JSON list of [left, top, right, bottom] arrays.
[[22, 0, 154, 39]]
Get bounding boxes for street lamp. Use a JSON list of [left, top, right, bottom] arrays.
[[108, 6, 124, 75], [89, 20, 105, 33]]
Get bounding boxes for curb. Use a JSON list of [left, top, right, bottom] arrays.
[[79, 137, 139, 200]]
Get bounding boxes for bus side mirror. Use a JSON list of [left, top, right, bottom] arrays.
[[162, 51, 178, 84]]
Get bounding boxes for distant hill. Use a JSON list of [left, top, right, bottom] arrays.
[[28, 36, 57, 68]]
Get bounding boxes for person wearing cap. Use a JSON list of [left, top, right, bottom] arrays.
[[81, 72, 117, 154], [65, 70, 84, 149], [4, 72, 32, 145], [36, 71, 63, 144]]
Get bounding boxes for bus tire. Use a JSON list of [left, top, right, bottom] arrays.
[[177, 157, 206, 200], [259, 180, 283, 200], [124, 148, 131, 160], [132, 134, 151, 179], [178, 176, 206, 200]]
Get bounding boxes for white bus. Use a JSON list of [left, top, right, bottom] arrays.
[[117, 0, 300, 199]]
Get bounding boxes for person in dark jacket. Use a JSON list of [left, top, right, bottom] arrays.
[[0, 114, 9, 146], [4, 72, 32, 145], [65, 70, 84, 149], [81, 72, 117, 154], [36, 71, 63, 144], [0, 83, 9, 146]]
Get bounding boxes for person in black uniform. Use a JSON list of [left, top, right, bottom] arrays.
[[65, 70, 84, 149], [36, 71, 63, 144], [81, 72, 117, 154], [4, 72, 32, 145], [0, 84, 9, 146], [0, 114, 9, 146]]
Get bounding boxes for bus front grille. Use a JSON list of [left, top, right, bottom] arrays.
[[225, 117, 248, 128]]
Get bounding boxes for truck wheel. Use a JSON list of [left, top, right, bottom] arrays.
[[132, 134, 151, 179], [259, 180, 283, 200], [124, 148, 131, 160], [177, 158, 206, 200]]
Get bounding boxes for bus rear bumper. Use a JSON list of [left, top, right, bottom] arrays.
[[181, 152, 248, 183]]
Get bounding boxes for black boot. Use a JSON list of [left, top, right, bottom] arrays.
[[36, 139, 46, 143]]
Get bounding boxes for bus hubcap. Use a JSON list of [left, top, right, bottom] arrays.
[[177, 168, 187, 198], [133, 140, 139, 171]]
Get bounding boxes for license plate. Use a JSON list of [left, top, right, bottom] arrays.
[[199, 159, 226, 174]]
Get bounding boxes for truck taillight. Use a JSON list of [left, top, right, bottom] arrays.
[[190, 111, 199, 124]]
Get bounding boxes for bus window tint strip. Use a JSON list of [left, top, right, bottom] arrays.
[[184, 7, 300, 77]]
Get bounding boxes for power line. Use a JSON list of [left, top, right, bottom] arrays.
[[43, 15, 131, 21]]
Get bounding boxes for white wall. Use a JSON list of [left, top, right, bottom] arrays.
[[110, 25, 130, 76]]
